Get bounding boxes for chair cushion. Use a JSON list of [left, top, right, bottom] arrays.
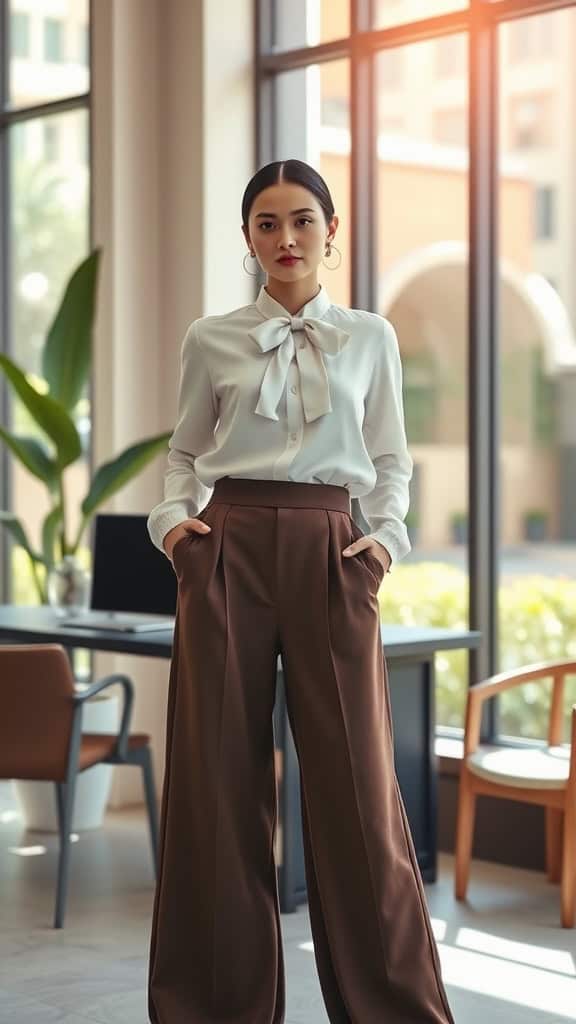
[[79, 732, 150, 770], [467, 743, 570, 790]]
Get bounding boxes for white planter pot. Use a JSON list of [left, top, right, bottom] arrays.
[[13, 688, 120, 833]]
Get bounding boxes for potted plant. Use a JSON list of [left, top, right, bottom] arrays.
[[0, 248, 171, 607], [0, 248, 172, 831], [523, 508, 548, 543], [450, 510, 468, 545]]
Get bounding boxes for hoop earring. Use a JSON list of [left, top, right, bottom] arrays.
[[322, 243, 342, 270], [243, 251, 260, 276]]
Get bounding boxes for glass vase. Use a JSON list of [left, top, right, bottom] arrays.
[[46, 554, 91, 617]]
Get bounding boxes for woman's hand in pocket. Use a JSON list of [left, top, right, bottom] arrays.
[[163, 519, 211, 564], [342, 537, 391, 574]]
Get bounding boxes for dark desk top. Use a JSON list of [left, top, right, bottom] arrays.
[[0, 605, 481, 661]]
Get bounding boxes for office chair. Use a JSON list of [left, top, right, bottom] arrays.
[[0, 644, 159, 928]]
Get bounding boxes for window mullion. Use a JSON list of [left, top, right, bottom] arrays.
[[468, 7, 500, 742], [350, 0, 377, 311]]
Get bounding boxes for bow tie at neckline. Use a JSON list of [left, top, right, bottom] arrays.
[[248, 314, 351, 423]]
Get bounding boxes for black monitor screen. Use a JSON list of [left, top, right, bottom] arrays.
[[91, 514, 177, 616]]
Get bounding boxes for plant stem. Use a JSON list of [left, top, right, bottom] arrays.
[[30, 554, 46, 604], [71, 514, 88, 554], [57, 472, 68, 558]]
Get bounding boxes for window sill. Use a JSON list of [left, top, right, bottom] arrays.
[[435, 734, 464, 777]]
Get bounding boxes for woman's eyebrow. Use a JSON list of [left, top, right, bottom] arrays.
[[255, 208, 316, 218]]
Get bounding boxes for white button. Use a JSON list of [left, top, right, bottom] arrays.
[[290, 386, 297, 394]]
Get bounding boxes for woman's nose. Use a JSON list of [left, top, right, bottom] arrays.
[[277, 229, 296, 249]]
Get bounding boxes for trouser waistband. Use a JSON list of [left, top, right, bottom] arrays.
[[209, 476, 351, 514]]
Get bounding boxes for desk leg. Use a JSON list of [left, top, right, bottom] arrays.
[[388, 655, 438, 883]]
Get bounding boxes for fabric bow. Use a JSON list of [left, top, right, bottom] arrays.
[[248, 315, 351, 423]]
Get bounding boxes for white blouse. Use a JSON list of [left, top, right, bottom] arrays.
[[147, 283, 413, 570]]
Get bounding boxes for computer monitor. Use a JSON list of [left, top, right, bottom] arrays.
[[90, 513, 177, 616]]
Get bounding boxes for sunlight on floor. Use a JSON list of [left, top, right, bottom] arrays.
[[455, 926, 576, 975], [432, 917, 576, 1018], [300, 919, 576, 1018]]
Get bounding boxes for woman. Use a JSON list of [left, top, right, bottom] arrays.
[[146, 159, 455, 1024]]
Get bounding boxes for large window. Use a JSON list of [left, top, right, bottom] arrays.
[[0, 0, 91, 611], [257, 0, 576, 742]]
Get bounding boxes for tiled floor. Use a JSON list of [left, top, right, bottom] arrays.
[[1, 783, 574, 1023]]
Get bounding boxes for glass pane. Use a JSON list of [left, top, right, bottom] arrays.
[[9, 109, 90, 605], [274, 60, 351, 305], [272, 0, 350, 49], [497, 7, 576, 742], [8, 0, 89, 110], [375, 36, 470, 731], [374, 0, 467, 30]]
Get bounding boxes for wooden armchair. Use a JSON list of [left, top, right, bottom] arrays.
[[454, 659, 576, 927]]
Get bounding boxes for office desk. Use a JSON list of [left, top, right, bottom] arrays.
[[0, 604, 480, 912]]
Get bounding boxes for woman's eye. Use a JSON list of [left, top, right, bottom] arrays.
[[258, 217, 313, 230]]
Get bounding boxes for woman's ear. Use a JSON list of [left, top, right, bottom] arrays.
[[241, 225, 252, 250], [327, 213, 339, 246]]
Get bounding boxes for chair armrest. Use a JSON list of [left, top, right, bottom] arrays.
[[73, 673, 134, 761], [464, 659, 576, 757]]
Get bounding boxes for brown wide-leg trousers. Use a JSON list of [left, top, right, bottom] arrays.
[[148, 476, 455, 1024]]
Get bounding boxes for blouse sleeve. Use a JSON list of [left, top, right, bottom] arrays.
[[147, 320, 218, 554], [358, 317, 413, 572]]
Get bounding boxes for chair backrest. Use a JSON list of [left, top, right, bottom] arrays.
[[0, 644, 77, 781]]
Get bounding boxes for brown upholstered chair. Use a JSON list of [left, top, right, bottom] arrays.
[[0, 643, 159, 928], [454, 658, 576, 927]]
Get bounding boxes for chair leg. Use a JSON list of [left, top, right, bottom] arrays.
[[454, 768, 476, 901], [545, 807, 563, 883], [54, 774, 78, 929], [141, 748, 159, 878], [55, 782, 64, 834], [560, 798, 575, 928]]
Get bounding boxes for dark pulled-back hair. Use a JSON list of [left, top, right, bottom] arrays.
[[241, 159, 335, 228]]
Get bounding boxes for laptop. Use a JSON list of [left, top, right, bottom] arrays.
[[59, 513, 177, 632]]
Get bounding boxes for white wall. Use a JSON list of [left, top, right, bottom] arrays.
[[91, 0, 254, 807]]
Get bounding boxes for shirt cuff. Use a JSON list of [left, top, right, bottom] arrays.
[[366, 527, 412, 574], [147, 506, 194, 555]]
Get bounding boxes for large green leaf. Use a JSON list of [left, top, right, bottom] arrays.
[[41, 248, 101, 411], [0, 428, 58, 486], [0, 512, 43, 563], [81, 432, 172, 518], [0, 354, 82, 468]]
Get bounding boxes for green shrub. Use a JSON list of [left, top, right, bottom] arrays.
[[379, 564, 576, 740]]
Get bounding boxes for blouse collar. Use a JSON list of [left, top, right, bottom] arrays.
[[255, 283, 332, 322]]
